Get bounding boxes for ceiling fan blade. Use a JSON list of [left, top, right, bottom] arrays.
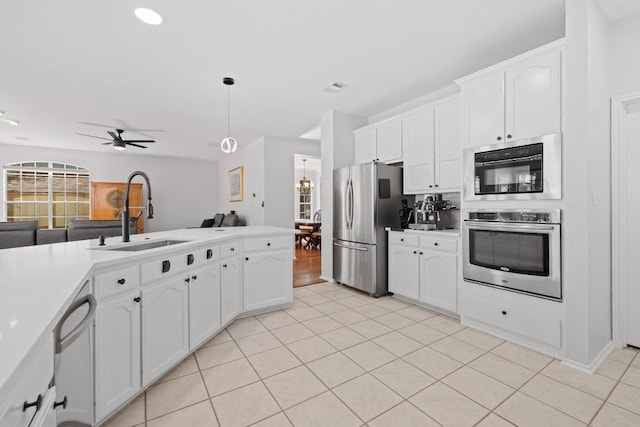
[[107, 131, 119, 140], [76, 132, 113, 141], [122, 140, 155, 143], [126, 142, 148, 149]]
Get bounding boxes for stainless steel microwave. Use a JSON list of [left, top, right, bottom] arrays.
[[463, 133, 562, 201]]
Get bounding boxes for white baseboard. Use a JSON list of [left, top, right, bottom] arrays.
[[319, 275, 334, 283], [561, 341, 615, 374]]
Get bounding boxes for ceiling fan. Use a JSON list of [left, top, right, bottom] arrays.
[[77, 129, 156, 150]]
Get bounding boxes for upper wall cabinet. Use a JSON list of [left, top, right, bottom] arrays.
[[354, 118, 402, 164], [458, 41, 563, 149]]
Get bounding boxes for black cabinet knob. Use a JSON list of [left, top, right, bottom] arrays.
[[53, 396, 68, 410], [267, 242, 271, 246], [497, 136, 502, 141], [434, 242, 438, 246], [507, 134, 512, 139], [413, 250, 417, 254], [185, 277, 191, 283], [192, 275, 197, 280], [434, 184, 439, 188], [419, 251, 424, 255], [23, 394, 42, 412], [223, 264, 227, 268], [428, 185, 433, 188], [400, 238, 404, 242], [117, 278, 126, 285], [245, 257, 249, 261], [501, 310, 507, 315], [133, 296, 141, 303], [230, 247, 235, 252]]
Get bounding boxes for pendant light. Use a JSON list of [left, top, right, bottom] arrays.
[[220, 77, 238, 153], [296, 159, 314, 193]]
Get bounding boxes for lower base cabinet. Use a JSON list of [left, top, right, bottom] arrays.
[[188, 263, 222, 350], [142, 277, 189, 386], [419, 249, 457, 313], [243, 250, 292, 312], [95, 290, 141, 421], [388, 245, 420, 300], [221, 256, 242, 325]]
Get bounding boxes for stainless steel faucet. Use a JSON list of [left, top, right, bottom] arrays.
[[122, 171, 154, 242]]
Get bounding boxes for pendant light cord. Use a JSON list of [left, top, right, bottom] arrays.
[[227, 84, 231, 138]]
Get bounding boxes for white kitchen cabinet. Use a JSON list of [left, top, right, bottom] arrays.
[[403, 108, 435, 193], [243, 250, 291, 312], [458, 41, 563, 148], [354, 119, 403, 164], [388, 245, 420, 300], [419, 249, 458, 313], [402, 97, 461, 194], [142, 276, 189, 386], [188, 263, 222, 350], [434, 99, 462, 192], [376, 118, 403, 163], [354, 127, 377, 164], [95, 290, 141, 420], [387, 231, 458, 313], [221, 255, 242, 325]]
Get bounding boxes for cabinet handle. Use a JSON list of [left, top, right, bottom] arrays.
[[23, 394, 42, 412], [117, 278, 126, 285], [206, 249, 213, 259], [428, 185, 433, 188], [497, 136, 502, 141], [267, 242, 271, 246], [185, 277, 190, 283], [400, 238, 404, 242], [53, 396, 68, 410], [230, 247, 235, 252], [434, 242, 438, 246], [134, 296, 141, 303], [434, 184, 439, 188], [187, 254, 194, 265], [162, 260, 171, 273], [501, 310, 507, 315], [223, 264, 227, 268], [507, 134, 512, 139], [192, 275, 197, 280], [245, 257, 249, 261], [413, 250, 417, 254], [419, 251, 424, 255]]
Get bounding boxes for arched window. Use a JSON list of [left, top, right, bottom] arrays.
[[4, 161, 90, 229]]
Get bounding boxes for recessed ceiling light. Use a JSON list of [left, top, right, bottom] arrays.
[[3, 119, 19, 126], [134, 8, 163, 25], [322, 81, 349, 93]]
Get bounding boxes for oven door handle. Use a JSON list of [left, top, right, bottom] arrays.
[[464, 222, 557, 232]]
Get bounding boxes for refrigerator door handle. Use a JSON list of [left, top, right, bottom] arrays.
[[348, 178, 354, 230], [333, 242, 368, 251], [344, 179, 351, 230]]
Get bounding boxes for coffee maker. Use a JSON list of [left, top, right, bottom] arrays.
[[410, 194, 455, 230], [398, 199, 413, 229]]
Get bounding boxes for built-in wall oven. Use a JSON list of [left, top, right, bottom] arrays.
[[463, 133, 562, 201], [463, 209, 562, 300]]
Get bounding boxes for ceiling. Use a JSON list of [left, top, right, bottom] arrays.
[[0, 0, 569, 161], [596, 0, 640, 22], [294, 154, 321, 172]]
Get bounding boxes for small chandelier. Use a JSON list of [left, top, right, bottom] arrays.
[[296, 159, 314, 193], [220, 77, 237, 153]]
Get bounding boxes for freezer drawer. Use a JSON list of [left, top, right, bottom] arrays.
[[333, 239, 376, 295]]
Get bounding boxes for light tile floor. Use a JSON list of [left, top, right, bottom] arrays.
[[103, 282, 640, 427]]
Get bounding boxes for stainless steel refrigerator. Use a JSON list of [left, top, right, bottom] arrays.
[[333, 162, 403, 297]]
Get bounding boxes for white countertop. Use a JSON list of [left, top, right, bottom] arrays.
[[0, 226, 293, 398], [385, 227, 461, 237]]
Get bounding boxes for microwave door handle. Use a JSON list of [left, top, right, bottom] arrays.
[[465, 223, 556, 232]]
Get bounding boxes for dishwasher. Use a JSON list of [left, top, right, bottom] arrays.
[[51, 280, 97, 427]]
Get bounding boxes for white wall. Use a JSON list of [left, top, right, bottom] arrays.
[[263, 137, 320, 229], [0, 143, 218, 232], [216, 137, 265, 225], [320, 110, 368, 281], [610, 12, 640, 96]]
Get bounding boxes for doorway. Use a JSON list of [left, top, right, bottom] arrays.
[[293, 154, 324, 287], [613, 91, 640, 348]]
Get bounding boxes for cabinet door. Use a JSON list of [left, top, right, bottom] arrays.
[[189, 263, 221, 350], [142, 277, 189, 385], [354, 127, 377, 164], [419, 250, 457, 313], [434, 99, 462, 191], [505, 49, 562, 141], [95, 291, 141, 420], [243, 251, 292, 312], [29, 387, 57, 427], [402, 109, 435, 193], [221, 255, 242, 325], [388, 245, 420, 300], [460, 72, 505, 148], [376, 118, 402, 163]]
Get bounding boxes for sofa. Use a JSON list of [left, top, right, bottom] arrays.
[[0, 219, 137, 249]]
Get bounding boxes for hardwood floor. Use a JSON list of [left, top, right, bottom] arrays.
[[293, 244, 324, 288]]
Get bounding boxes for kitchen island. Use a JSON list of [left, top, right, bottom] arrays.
[[0, 226, 294, 426]]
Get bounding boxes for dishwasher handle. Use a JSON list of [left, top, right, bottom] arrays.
[[54, 293, 97, 355]]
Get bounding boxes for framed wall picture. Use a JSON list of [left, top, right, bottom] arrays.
[[228, 166, 244, 202]]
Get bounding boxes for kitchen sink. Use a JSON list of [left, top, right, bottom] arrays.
[[99, 239, 189, 251]]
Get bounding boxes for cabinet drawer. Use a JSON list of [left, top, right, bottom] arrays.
[[95, 265, 141, 299], [419, 236, 457, 253], [141, 253, 187, 283], [243, 236, 291, 253], [221, 241, 240, 258], [388, 232, 418, 247], [461, 294, 561, 348]]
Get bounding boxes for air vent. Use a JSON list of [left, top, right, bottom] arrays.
[[322, 81, 349, 93]]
